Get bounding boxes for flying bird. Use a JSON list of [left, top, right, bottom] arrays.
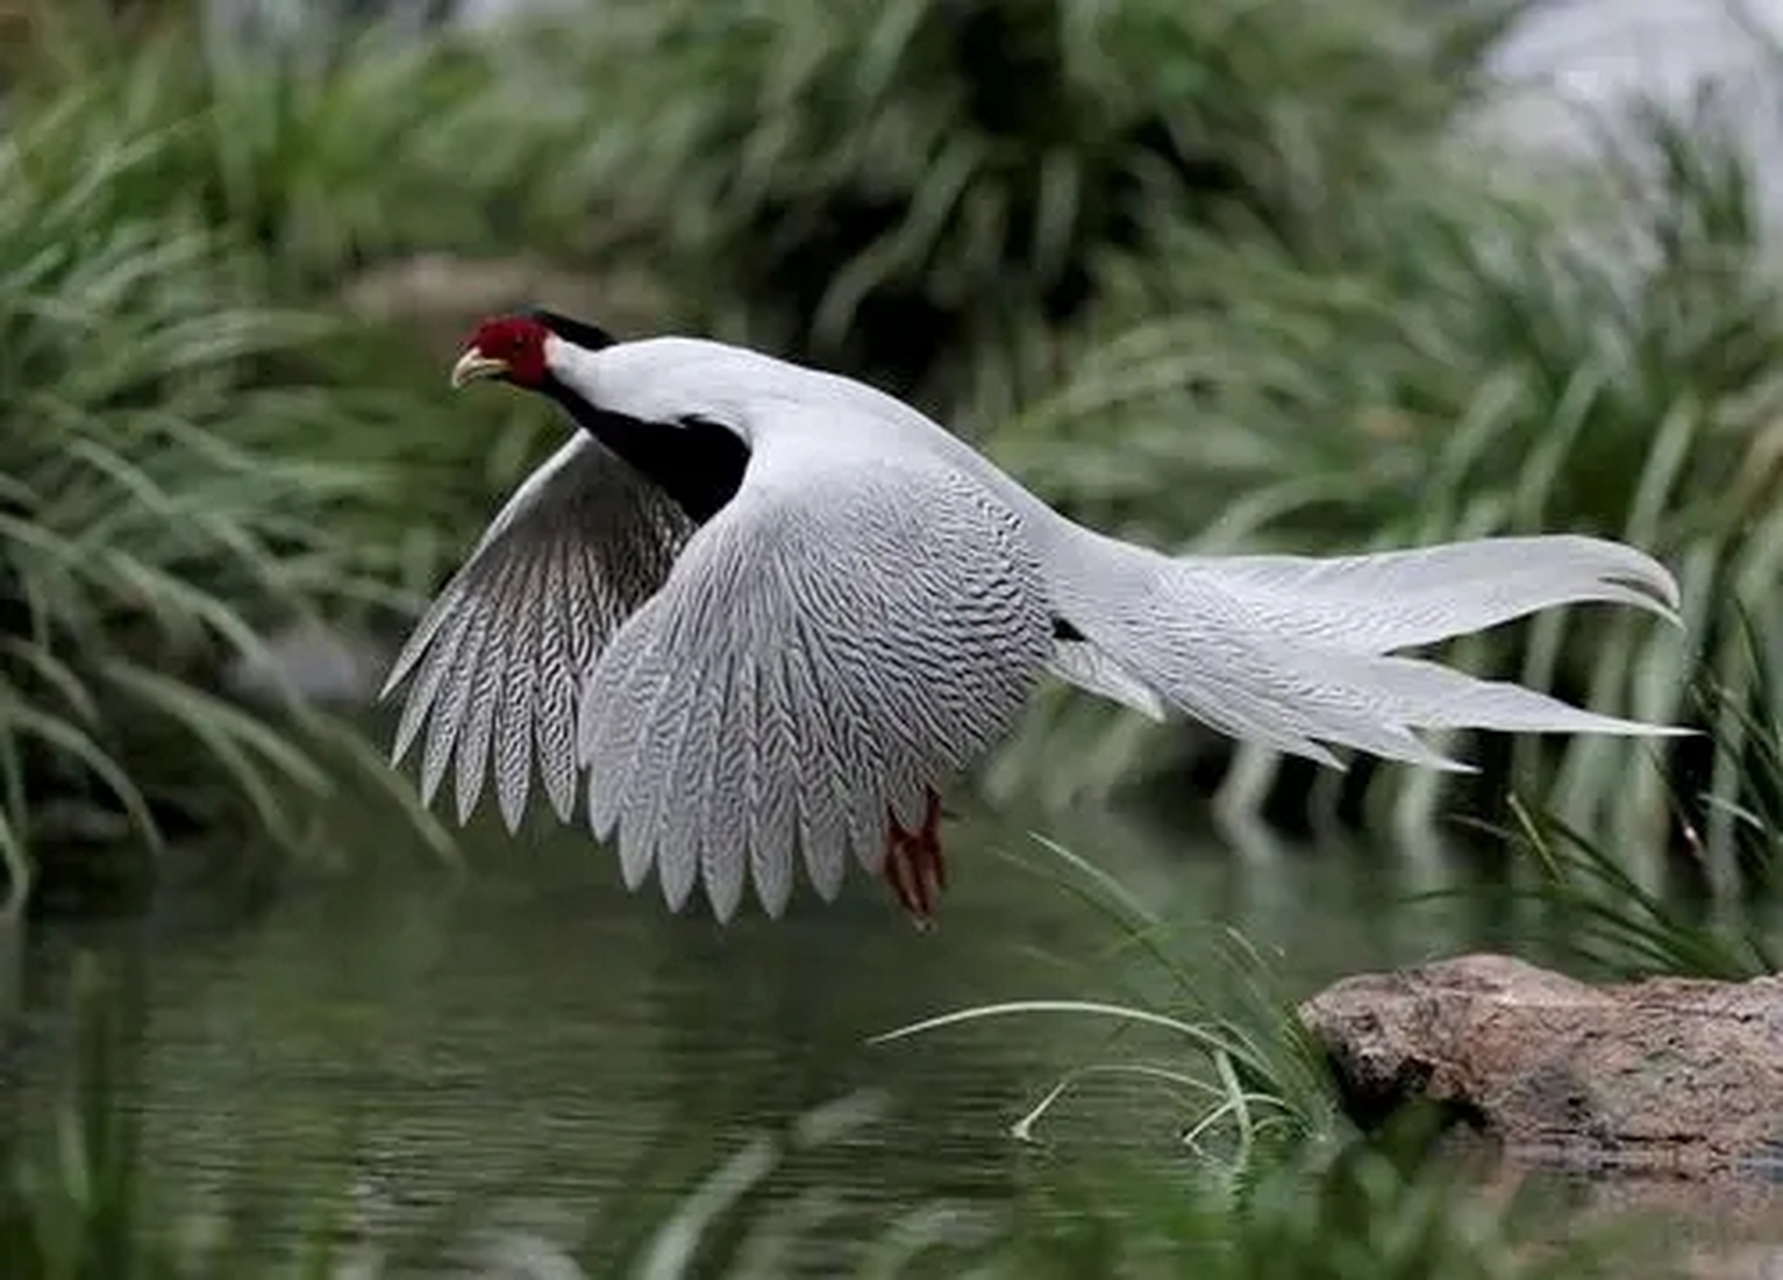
[[382, 310, 1685, 923]]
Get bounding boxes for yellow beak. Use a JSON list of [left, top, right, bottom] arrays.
[[450, 350, 509, 389]]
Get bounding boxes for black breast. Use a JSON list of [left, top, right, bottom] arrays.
[[541, 381, 750, 524]]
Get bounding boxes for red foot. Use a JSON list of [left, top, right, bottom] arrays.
[[883, 786, 946, 926]]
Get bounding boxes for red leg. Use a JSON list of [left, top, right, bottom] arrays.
[[882, 786, 947, 926]]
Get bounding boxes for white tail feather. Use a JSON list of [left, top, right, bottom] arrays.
[[1176, 535, 1680, 654], [1048, 641, 1166, 721], [1050, 532, 1689, 769]]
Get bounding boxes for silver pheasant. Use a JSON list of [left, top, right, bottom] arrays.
[[382, 310, 1687, 922]]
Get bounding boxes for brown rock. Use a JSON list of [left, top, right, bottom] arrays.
[[1298, 953, 1783, 1174]]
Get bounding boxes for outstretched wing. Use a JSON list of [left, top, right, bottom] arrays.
[[576, 448, 1053, 921], [381, 434, 694, 828]]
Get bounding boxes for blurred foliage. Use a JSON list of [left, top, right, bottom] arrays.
[[0, 32, 472, 909], [7, 0, 590, 586], [538, 0, 1527, 411], [993, 1112, 1630, 1280], [1499, 795, 1776, 982], [10, 1, 550, 289], [988, 93, 1783, 853]]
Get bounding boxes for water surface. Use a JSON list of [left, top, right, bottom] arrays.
[[10, 791, 1774, 1273]]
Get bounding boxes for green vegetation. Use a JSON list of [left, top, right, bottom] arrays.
[[1485, 628, 1783, 982], [533, 0, 1523, 412], [0, 76, 467, 912], [1501, 795, 1777, 981]]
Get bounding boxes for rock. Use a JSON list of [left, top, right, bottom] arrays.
[[1298, 953, 1783, 1174]]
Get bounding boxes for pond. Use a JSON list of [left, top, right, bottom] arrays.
[[7, 786, 1779, 1274]]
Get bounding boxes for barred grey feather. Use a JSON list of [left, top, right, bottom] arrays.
[[492, 545, 547, 830], [751, 650, 802, 915], [787, 616, 852, 901], [576, 449, 1053, 921], [381, 435, 692, 829], [453, 547, 521, 823], [422, 592, 492, 805], [704, 652, 755, 920]]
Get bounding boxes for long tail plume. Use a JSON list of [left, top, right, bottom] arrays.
[[1056, 533, 1690, 770]]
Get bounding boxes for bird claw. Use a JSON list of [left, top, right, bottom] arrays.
[[883, 786, 946, 925]]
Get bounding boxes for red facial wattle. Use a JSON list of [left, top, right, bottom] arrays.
[[459, 314, 550, 387]]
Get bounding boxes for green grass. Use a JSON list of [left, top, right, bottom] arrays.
[[0, 64, 463, 910], [530, 0, 1524, 412], [1497, 795, 1776, 981], [877, 834, 1339, 1179], [15, 3, 573, 292], [1479, 639, 1783, 982]]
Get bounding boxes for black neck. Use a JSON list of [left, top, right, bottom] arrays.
[[539, 377, 749, 524]]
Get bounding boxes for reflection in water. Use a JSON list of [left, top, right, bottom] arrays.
[[9, 791, 1764, 1271]]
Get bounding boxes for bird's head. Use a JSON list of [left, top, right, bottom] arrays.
[[449, 310, 616, 392], [450, 314, 551, 390]]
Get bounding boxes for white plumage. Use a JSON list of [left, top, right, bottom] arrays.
[[383, 315, 1687, 921]]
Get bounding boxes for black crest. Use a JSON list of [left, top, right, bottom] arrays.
[[527, 308, 618, 352]]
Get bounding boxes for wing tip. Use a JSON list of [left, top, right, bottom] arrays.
[[376, 664, 408, 703]]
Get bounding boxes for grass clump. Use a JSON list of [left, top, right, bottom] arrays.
[[539, 0, 1522, 410], [1500, 796, 1776, 982], [877, 835, 1337, 1177], [0, 73, 456, 912], [12, 3, 570, 293], [867, 837, 1649, 1278]]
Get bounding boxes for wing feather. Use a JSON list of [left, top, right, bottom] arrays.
[[789, 599, 893, 875], [784, 612, 853, 899], [583, 611, 673, 852], [422, 592, 494, 806], [678, 664, 735, 910], [532, 535, 582, 822], [383, 435, 694, 826], [392, 587, 471, 769], [624, 634, 706, 890], [493, 545, 547, 831], [577, 448, 1053, 920], [751, 650, 802, 916], [454, 549, 524, 823], [705, 653, 757, 922]]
